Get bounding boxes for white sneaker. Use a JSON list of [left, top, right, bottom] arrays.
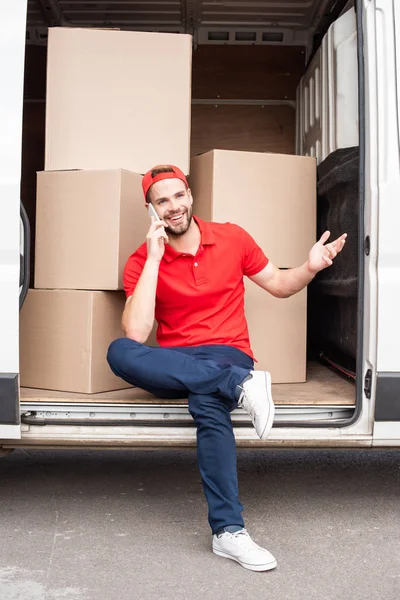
[[238, 371, 275, 439], [212, 529, 277, 572]]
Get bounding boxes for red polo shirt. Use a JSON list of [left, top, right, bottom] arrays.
[[123, 217, 269, 359]]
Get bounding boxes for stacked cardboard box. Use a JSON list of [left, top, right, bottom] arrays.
[[20, 27, 192, 393], [189, 150, 316, 383], [20, 170, 147, 394]]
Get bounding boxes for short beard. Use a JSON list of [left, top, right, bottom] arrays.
[[164, 205, 193, 237]]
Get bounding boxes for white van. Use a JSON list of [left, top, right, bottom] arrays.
[[1, 0, 399, 453]]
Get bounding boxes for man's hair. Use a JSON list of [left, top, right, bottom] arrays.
[[146, 166, 181, 203], [151, 166, 175, 178]]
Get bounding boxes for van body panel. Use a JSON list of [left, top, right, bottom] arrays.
[[0, 0, 28, 434], [369, 0, 400, 426]]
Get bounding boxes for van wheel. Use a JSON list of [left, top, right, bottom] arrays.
[[0, 448, 14, 457]]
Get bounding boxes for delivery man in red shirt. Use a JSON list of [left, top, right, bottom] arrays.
[[107, 165, 346, 572]]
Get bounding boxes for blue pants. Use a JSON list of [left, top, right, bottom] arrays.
[[106, 338, 253, 534]]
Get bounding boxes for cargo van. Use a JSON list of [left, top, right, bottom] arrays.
[[1, 0, 400, 453]]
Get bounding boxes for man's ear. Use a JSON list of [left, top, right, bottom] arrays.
[[187, 188, 193, 205]]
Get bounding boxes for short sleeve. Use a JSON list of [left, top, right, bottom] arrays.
[[238, 227, 269, 276], [123, 244, 147, 298]]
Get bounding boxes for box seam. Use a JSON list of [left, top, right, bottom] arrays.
[[88, 292, 94, 393]]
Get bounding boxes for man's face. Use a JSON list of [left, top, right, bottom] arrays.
[[147, 178, 193, 237]]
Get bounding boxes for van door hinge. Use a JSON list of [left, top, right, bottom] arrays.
[[364, 369, 372, 399]]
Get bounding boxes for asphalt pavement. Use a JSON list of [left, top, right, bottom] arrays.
[[1, 448, 399, 600]]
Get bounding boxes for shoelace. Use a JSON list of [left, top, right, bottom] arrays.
[[238, 389, 257, 421], [228, 529, 261, 550]]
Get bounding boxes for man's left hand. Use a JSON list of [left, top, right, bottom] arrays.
[[308, 231, 347, 274]]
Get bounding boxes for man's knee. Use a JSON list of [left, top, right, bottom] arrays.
[[106, 337, 141, 370]]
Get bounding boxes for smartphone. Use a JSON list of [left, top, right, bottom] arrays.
[[148, 203, 161, 221]]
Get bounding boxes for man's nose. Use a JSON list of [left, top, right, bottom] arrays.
[[170, 200, 183, 212]]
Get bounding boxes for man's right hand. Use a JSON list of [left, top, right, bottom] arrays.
[[146, 217, 169, 263]]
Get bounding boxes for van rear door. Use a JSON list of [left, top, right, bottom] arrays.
[[364, 0, 400, 444], [0, 0, 28, 440]]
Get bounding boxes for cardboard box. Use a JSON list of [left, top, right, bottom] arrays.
[[20, 290, 131, 393], [189, 150, 314, 382], [189, 150, 316, 267], [35, 169, 148, 290], [45, 27, 192, 174], [245, 284, 307, 383]]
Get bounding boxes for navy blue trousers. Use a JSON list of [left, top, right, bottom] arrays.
[[106, 338, 253, 533]]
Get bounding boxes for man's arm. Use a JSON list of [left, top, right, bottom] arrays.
[[122, 219, 168, 342], [122, 258, 161, 342], [250, 260, 316, 298], [249, 231, 347, 298]]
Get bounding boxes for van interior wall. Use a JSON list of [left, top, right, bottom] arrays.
[[191, 45, 304, 156]]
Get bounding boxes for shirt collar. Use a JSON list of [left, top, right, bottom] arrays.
[[194, 216, 216, 246], [162, 216, 215, 263]]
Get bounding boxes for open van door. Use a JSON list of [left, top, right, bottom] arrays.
[[0, 0, 28, 441], [362, 0, 400, 446]]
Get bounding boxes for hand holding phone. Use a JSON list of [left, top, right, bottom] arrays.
[[146, 203, 168, 261]]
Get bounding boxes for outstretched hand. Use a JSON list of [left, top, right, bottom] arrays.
[[308, 231, 347, 274]]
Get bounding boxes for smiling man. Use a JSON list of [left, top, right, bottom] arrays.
[[107, 164, 346, 572]]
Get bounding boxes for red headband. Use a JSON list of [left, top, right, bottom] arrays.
[[142, 165, 188, 199]]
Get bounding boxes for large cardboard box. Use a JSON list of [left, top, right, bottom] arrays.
[[45, 28, 192, 174], [189, 150, 316, 267], [189, 150, 315, 382], [20, 290, 131, 394], [245, 284, 307, 383], [35, 169, 148, 290]]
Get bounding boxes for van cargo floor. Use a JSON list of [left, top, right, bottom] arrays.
[[20, 362, 355, 407]]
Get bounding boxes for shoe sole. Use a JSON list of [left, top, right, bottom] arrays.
[[213, 547, 278, 572], [260, 371, 275, 440]]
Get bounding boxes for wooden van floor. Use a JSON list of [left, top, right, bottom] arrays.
[[20, 361, 355, 407]]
